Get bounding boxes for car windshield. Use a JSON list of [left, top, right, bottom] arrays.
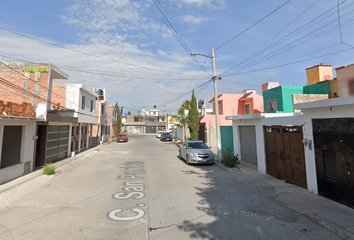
[[188, 142, 208, 149], [162, 133, 171, 136], [118, 134, 126, 137]]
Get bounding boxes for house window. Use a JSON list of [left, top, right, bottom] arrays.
[[71, 126, 75, 136], [244, 103, 251, 114], [268, 99, 278, 112], [101, 105, 104, 115], [82, 96, 86, 110], [349, 79, 354, 95], [90, 100, 94, 112]]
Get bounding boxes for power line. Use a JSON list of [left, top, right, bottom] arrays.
[[220, 0, 320, 77], [0, 26, 184, 75], [223, 46, 354, 77], [215, 0, 292, 51], [151, 0, 212, 77], [222, 1, 354, 76], [338, 0, 344, 43], [0, 54, 208, 81]]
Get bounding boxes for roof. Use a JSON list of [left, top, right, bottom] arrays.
[[305, 64, 332, 70], [209, 93, 244, 103], [239, 92, 254, 101]]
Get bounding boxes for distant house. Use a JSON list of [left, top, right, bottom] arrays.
[[122, 106, 167, 134], [335, 63, 354, 97], [92, 88, 115, 144], [199, 91, 263, 149], [263, 65, 338, 113]]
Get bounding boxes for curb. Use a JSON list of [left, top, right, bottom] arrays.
[[0, 142, 110, 194], [214, 161, 354, 240]]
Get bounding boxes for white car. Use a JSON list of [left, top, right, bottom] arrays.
[[156, 131, 164, 138], [179, 140, 215, 165]]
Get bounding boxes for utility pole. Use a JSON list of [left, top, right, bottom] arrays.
[[211, 49, 221, 161], [191, 48, 221, 161], [165, 102, 168, 132]]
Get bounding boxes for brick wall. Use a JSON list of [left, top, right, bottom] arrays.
[[0, 70, 50, 106], [0, 100, 35, 118], [51, 83, 67, 110]]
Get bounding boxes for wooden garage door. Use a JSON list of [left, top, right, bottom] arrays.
[[239, 126, 257, 166], [46, 125, 69, 163]]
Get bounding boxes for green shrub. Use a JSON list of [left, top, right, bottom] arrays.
[[43, 163, 56, 175], [221, 147, 240, 168]]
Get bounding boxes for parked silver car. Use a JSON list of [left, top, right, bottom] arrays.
[[179, 140, 215, 165]]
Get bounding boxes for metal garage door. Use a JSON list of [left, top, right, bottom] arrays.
[[46, 125, 69, 163], [146, 126, 157, 134], [239, 126, 257, 166]]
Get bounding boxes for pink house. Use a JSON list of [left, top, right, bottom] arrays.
[[199, 91, 263, 146]]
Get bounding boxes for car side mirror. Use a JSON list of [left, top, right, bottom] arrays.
[[183, 146, 187, 149]]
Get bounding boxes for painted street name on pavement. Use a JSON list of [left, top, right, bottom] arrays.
[[108, 161, 146, 221]]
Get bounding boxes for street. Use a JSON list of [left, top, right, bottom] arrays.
[[0, 135, 344, 240]]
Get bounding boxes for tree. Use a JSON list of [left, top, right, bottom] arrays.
[[188, 90, 199, 141], [114, 102, 122, 135], [178, 99, 191, 140]]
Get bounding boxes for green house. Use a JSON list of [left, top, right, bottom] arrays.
[[263, 81, 331, 113]]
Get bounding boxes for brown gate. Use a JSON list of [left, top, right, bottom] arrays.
[[264, 126, 307, 189], [199, 123, 207, 143]]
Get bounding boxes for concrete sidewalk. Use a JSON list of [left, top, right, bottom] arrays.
[[216, 162, 354, 240]]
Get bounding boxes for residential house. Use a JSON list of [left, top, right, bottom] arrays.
[[122, 114, 145, 134], [226, 63, 354, 209], [199, 92, 263, 151], [335, 63, 354, 96], [122, 106, 167, 134], [263, 65, 338, 113], [0, 62, 76, 183], [92, 88, 115, 144], [51, 83, 97, 153]]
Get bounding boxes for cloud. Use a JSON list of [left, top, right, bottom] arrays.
[[180, 15, 209, 25], [171, 0, 224, 9]]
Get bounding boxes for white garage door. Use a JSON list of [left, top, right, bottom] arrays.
[[239, 126, 257, 166]]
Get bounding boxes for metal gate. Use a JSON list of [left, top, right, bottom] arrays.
[[80, 124, 88, 151], [264, 126, 307, 189], [46, 125, 69, 163], [199, 123, 206, 143], [146, 126, 157, 134], [71, 123, 79, 153], [239, 126, 257, 166], [313, 118, 354, 208]]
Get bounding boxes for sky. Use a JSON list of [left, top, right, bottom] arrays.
[[0, 0, 354, 114]]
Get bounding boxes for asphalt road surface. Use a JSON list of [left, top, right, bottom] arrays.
[[0, 135, 344, 239]]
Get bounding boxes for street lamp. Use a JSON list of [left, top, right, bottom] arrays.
[[191, 49, 221, 161]]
